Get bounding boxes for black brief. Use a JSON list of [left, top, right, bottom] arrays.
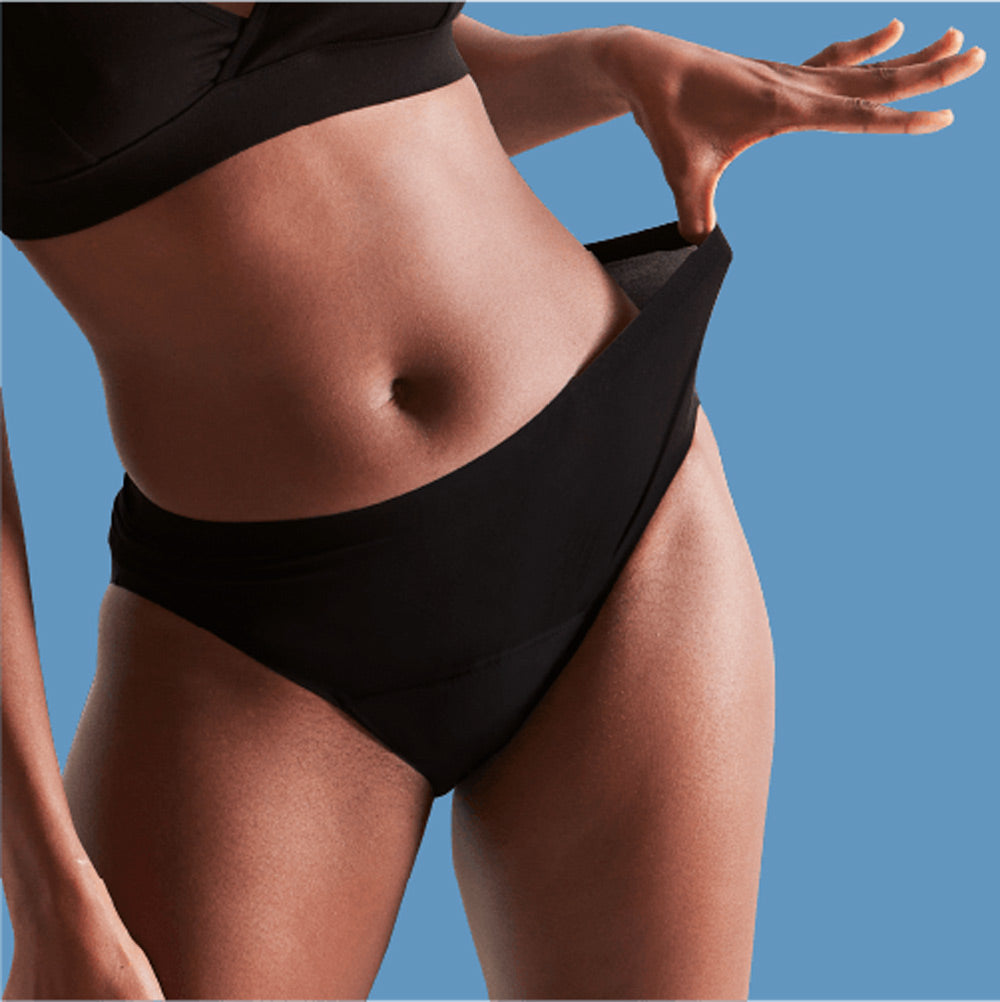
[[108, 221, 732, 797]]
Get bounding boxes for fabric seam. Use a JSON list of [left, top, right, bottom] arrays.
[[352, 607, 591, 701]]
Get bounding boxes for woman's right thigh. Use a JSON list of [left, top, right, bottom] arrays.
[[62, 585, 435, 1000]]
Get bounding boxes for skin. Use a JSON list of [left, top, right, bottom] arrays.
[[0, 5, 985, 999]]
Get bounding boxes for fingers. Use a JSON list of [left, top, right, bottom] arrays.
[[867, 26, 964, 67], [804, 18, 905, 67], [814, 46, 986, 104], [805, 97, 953, 136]]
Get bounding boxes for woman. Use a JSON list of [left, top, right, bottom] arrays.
[[1, 3, 986, 999]]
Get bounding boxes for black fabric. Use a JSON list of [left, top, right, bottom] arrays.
[[108, 221, 733, 797], [1, 2, 469, 238]]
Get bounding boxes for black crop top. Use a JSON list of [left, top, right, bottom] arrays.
[[1, 2, 469, 239]]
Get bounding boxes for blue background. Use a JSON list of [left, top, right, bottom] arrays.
[[2, 4, 997, 999]]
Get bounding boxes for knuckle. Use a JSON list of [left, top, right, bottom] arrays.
[[864, 63, 895, 83], [768, 59, 796, 80], [850, 96, 879, 130]]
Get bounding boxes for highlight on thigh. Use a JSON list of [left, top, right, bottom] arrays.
[[62, 584, 433, 999], [450, 406, 775, 999]]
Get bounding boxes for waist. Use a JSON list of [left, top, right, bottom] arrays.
[[14, 76, 639, 519], [99, 233, 641, 520]]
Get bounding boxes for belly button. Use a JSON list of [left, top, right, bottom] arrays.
[[386, 373, 454, 425], [389, 376, 412, 410]]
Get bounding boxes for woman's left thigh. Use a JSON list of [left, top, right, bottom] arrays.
[[451, 406, 775, 1000]]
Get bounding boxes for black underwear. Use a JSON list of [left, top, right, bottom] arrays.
[[108, 221, 732, 797]]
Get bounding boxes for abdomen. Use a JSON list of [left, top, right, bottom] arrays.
[[16, 75, 638, 519]]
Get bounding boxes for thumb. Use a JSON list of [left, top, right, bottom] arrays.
[[667, 166, 719, 245]]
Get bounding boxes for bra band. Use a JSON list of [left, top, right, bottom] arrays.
[[2, 3, 469, 238]]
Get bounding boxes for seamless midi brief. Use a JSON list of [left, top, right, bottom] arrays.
[[109, 221, 732, 797]]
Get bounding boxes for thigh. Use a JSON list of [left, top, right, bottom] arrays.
[[451, 406, 775, 1000], [63, 585, 435, 1000]]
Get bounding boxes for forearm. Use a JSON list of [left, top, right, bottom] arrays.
[[452, 15, 638, 155], [2, 395, 93, 924]]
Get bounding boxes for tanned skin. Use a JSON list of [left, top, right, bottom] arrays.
[[2, 9, 984, 998]]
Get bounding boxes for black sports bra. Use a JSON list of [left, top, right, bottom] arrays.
[[1, 2, 469, 239]]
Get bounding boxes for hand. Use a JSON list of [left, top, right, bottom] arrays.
[[605, 20, 986, 242], [3, 871, 165, 1000]]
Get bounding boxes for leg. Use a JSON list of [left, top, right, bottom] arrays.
[[63, 586, 435, 1000], [451, 406, 775, 1000]]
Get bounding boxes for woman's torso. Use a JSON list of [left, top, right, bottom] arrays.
[[12, 2, 639, 520]]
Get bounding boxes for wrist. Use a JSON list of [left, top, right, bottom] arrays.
[[543, 23, 637, 125], [589, 23, 649, 114], [592, 23, 683, 120], [3, 829, 103, 927]]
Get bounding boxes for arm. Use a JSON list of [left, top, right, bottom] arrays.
[[2, 392, 163, 999], [1, 391, 92, 916], [451, 15, 632, 155], [454, 14, 985, 242]]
